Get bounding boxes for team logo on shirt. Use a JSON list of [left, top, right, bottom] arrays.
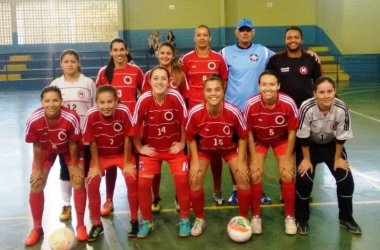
[[330, 121, 338, 130], [223, 125, 231, 135], [58, 131, 67, 141], [275, 115, 285, 125], [164, 111, 174, 121], [250, 53, 259, 62], [113, 122, 123, 132], [299, 66, 308, 75], [124, 76, 132, 85], [77, 90, 85, 99], [208, 62, 216, 70]]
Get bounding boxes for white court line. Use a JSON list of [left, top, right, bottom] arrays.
[[350, 166, 380, 191], [349, 109, 380, 123], [340, 87, 380, 96]]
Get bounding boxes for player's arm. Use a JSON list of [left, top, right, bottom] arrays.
[[68, 140, 84, 187], [133, 134, 157, 157], [30, 142, 44, 190], [123, 136, 137, 178], [305, 50, 321, 64], [87, 141, 101, 184], [169, 125, 186, 154], [188, 139, 201, 185], [333, 141, 349, 171], [297, 139, 313, 177]]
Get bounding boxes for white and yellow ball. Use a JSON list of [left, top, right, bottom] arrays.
[[227, 216, 252, 243], [48, 227, 77, 250]]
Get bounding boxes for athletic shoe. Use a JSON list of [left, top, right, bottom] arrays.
[[100, 200, 113, 216], [76, 225, 88, 241], [59, 205, 72, 221], [87, 223, 104, 242], [212, 190, 224, 206], [137, 220, 153, 239], [191, 218, 206, 237], [24, 228, 44, 246], [284, 216, 297, 235], [340, 219, 362, 235], [178, 219, 191, 237], [128, 220, 139, 238], [152, 198, 161, 213], [251, 216, 262, 234], [227, 190, 238, 206], [297, 222, 309, 235], [261, 193, 272, 205]]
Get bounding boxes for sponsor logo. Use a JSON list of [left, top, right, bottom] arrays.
[[250, 53, 259, 61], [280, 67, 290, 73]]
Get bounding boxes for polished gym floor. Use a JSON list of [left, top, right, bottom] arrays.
[[1, 81, 380, 250]]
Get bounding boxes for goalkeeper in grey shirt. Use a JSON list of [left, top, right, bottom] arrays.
[[295, 76, 361, 235]]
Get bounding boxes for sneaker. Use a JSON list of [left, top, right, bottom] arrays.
[[128, 220, 139, 238], [340, 219, 362, 235], [100, 200, 113, 216], [59, 205, 72, 221], [251, 216, 262, 234], [191, 218, 206, 237], [178, 219, 191, 237], [137, 220, 153, 239], [212, 190, 224, 206], [152, 198, 161, 213], [76, 225, 88, 241], [297, 222, 309, 235], [284, 216, 297, 235], [261, 193, 272, 205], [87, 223, 104, 242], [227, 190, 238, 206], [24, 228, 44, 246]]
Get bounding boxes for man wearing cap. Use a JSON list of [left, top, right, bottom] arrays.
[[221, 18, 274, 207]]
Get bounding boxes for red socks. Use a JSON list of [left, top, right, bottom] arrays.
[[73, 186, 86, 227], [138, 177, 153, 221], [190, 189, 204, 219], [173, 175, 190, 219], [105, 167, 117, 201], [29, 192, 44, 230], [251, 182, 263, 216], [281, 180, 295, 217], [87, 176, 101, 225], [124, 174, 138, 221], [237, 188, 252, 218]]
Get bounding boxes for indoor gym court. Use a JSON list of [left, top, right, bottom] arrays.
[[0, 81, 379, 249]]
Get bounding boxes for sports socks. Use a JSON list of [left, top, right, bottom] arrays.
[[73, 186, 86, 227], [281, 180, 295, 217], [87, 176, 102, 225], [237, 188, 251, 218], [251, 182, 263, 216], [124, 174, 138, 221], [190, 189, 205, 219], [105, 166, 117, 201], [138, 177, 154, 221], [29, 191, 44, 230], [173, 175, 190, 219]]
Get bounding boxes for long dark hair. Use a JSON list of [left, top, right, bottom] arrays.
[[105, 38, 128, 84]]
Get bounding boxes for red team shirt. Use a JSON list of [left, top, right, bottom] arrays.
[[181, 50, 228, 103], [133, 89, 187, 153], [95, 63, 144, 111], [25, 106, 81, 154], [141, 68, 189, 97], [186, 102, 247, 153], [83, 104, 135, 156], [243, 93, 299, 146]]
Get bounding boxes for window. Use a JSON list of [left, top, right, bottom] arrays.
[[16, 1, 118, 44], [0, 3, 12, 45]]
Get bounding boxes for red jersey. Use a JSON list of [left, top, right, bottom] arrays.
[[243, 93, 299, 146], [83, 104, 135, 156], [181, 50, 228, 103], [185, 102, 247, 153], [141, 68, 189, 97], [133, 89, 187, 153], [25, 106, 81, 154], [95, 63, 144, 111]]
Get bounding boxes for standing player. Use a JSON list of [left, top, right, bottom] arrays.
[[182, 25, 229, 205], [50, 49, 96, 221], [24, 86, 87, 246], [244, 71, 299, 235], [296, 76, 361, 235], [186, 76, 251, 237], [142, 42, 189, 212], [266, 26, 322, 108], [221, 18, 275, 205], [83, 85, 138, 241], [133, 66, 191, 238], [95, 38, 144, 216]]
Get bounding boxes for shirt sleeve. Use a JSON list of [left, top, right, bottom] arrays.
[[83, 114, 95, 144], [296, 105, 311, 139], [335, 103, 353, 141]]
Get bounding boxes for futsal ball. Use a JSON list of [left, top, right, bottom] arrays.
[[227, 216, 252, 243], [48, 227, 77, 250]]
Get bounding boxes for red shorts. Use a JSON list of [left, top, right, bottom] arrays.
[[139, 152, 188, 177], [32, 152, 74, 170], [90, 155, 136, 175], [255, 140, 288, 156], [198, 149, 238, 162]]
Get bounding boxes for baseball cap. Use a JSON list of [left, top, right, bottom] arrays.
[[236, 18, 254, 30]]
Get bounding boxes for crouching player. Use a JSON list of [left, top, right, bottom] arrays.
[[243, 70, 299, 235], [83, 85, 138, 241], [133, 66, 191, 238], [186, 76, 251, 237], [24, 86, 87, 246]]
